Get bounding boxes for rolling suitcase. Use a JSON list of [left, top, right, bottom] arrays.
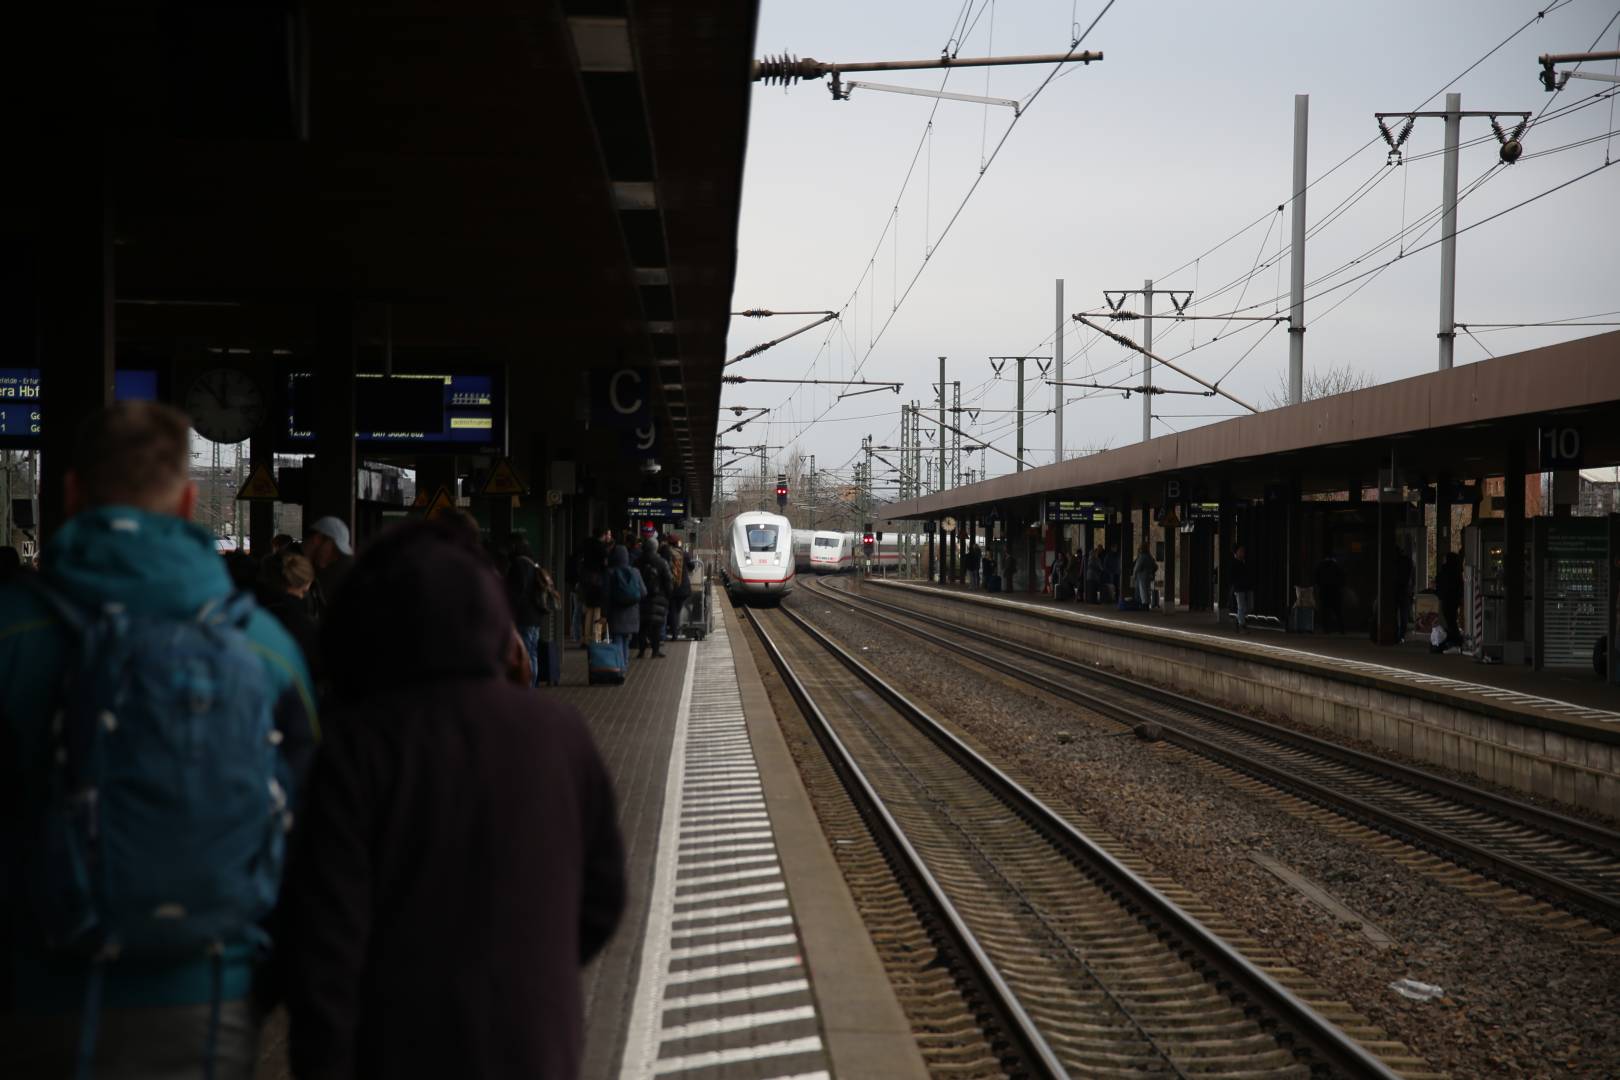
[[588, 640, 625, 685]]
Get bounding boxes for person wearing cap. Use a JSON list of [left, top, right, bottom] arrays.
[[305, 515, 355, 624]]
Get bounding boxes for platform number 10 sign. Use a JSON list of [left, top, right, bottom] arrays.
[[1537, 426, 1582, 470]]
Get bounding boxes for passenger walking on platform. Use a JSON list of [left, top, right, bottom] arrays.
[[964, 542, 981, 587], [1437, 550, 1465, 651], [282, 523, 625, 1080], [1132, 543, 1158, 608], [1230, 545, 1255, 632], [1050, 549, 1069, 597], [665, 535, 694, 640], [304, 515, 354, 623], [261, 551, 321, 677], [0, 402, 317, 1080], [636, 538, 672, 659], [534, 566, 562, 685], [1084, 546, 1106, 603], [506, 537, 547, 687], [1393, 544, 1416, 645], [580, 529, 611, 647], [605, 544, 642, 671], [1314, 553, 1346, 634]]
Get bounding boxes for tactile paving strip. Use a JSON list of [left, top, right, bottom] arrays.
[[618, 621, 831, 1080]]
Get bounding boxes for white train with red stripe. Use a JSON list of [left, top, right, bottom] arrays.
[[725, 511, 796, 604], [792, 530, 855, 574]]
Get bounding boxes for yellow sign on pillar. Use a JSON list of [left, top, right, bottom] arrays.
[[235, 464, 280, 501], [422, 486, 456, 521], [480, 457, 528, 497]]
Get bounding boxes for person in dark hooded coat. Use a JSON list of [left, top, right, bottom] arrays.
[[281, 522, 625, 1080], [604, 544, 642, 672], [636, 537, 671, 659]]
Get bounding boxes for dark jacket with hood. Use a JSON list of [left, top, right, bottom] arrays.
[[0, 507, 316, 1015], [638, 539, 671, 632], [605, 545, 642, 637], [283, 524, 625, 1080]]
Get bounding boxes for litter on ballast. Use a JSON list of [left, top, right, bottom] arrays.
[[1389, 978, 1445, 1002]]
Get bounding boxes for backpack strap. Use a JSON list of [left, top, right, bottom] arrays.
[[22, 574, 90, 635]]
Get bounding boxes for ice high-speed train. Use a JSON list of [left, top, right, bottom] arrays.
[[725, 511, 795, 604], [791, 530, 855, 574], [791, 529, 914, 573]]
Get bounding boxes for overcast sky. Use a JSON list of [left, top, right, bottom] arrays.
[[722, 0, 1620, 488]]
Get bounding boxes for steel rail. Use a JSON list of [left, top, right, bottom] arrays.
[[809, 579, 1620, 927], [751, 599, 1403, 1079], [742, 607, 1067, 1079]]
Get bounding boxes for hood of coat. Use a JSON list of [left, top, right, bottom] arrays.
[[43, 506, 234, 617], [322, 523, 511, 699], [608, 545, 631, 569]]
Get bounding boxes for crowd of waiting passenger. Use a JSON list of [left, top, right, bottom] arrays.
[[962, 537, 1468, 647], [0, 402, 626, 1078], [565, 524, 697, 685]]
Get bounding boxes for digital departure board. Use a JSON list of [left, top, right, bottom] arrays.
[[0, 370, 160, 446], [283, 371, 502, 452], [627, 496, 687, 522], [1046, 500, 1109, 523]]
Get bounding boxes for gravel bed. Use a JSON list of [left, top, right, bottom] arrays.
[[786, 590, 1620, 1078]]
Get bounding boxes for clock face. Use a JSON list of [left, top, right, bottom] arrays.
[[183, 368, 267, 444]]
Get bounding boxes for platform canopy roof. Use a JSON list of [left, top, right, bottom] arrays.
[[15, 0, 759, 512], [881, 330, 1620, 522]]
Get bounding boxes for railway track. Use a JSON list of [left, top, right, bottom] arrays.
[[803, 577, 1620, 931], [744, 600, 1406, 1079]]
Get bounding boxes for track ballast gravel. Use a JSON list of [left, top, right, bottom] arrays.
[[786, 584, 1620, 1078]]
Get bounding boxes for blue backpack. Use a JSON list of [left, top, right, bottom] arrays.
[[608, 564, 645, 609], [27, 581, 289, 1070]]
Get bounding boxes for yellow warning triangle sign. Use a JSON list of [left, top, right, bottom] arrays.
[[421, 485, 456, 521], [481, 457, 528, 497], [411, 489, 428, 508], [235, 463, 279, 501]]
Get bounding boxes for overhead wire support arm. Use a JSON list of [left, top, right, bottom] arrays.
[[1539, 50, 1620, 90], [1081, 309, 1287, 323], [843, 80, 1023, 114], [753, 50, 1103, 104], [724, 312, 840, 367], [1047, 379, 1216, 398], [1072, 313, 1259, 414], [722, 377, 901, 391]]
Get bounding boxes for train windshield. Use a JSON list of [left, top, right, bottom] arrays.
[[814, 537, 839, 547], [746, 525, 780, 552]]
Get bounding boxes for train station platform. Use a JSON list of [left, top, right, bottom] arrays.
[[561, 602, 925, 1080], [861, 578, 1620, 820]]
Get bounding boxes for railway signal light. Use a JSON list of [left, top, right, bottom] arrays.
[[775, 479, 789, 508]]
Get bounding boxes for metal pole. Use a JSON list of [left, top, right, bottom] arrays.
[[1288, 93, 1309, 404], [1438, 92, 1461, 371], [1016, 356, 1026, 472], [1054, 278, 1064, 463], [952, 381, 961, 487], [808, 454, 816, 529], [1142, 278, 1153, 441], [937, 356, 946, 493]]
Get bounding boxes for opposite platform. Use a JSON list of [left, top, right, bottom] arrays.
[[866, 577, 1620, 818]]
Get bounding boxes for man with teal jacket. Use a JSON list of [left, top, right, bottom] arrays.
[[0, 402, 317, 1079]]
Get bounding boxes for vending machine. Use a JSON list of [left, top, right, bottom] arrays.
[[1463, 521, 1533, 663], [1532, 517, 1609, 672]]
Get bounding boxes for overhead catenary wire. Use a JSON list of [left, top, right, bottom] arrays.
[[781, 0, 1121, 460]]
